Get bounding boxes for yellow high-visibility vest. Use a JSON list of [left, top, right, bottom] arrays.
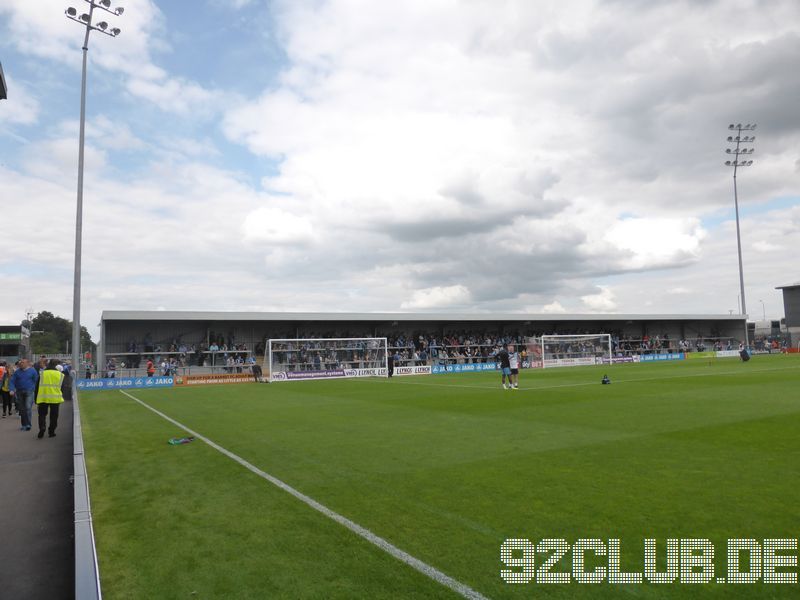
[[36, 369, 64, 404]]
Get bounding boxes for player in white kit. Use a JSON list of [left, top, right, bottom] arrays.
[[508, 345, 520, 389]]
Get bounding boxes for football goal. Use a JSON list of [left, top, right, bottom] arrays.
[[268, 337, 388, 382], [538, 334, 612, 368]]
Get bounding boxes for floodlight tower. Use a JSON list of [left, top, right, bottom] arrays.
[[65, 0, 124, 379], [725, 123, 756, 347]]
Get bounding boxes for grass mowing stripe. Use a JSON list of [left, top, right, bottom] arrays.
[[392, 363, 799, 392], [118, 389, 491, 600]]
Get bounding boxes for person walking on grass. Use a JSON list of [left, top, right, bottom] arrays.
[[496, 344, 512, 390], [508, 344, 520, 390], [9, 358, 38, 431], [36, 359, 64, 438]]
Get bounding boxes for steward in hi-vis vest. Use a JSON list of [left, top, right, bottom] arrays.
[[35, 360, 64, 438]]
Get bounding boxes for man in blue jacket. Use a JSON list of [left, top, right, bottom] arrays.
[[10, 358, 39, 431]]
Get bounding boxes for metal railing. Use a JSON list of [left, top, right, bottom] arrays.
[[73, 389, 102, 599]]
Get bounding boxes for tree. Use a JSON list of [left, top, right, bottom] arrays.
[[30, 311, 95, 356]]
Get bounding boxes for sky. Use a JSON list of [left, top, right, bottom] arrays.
[[1, 0, 799, 339]]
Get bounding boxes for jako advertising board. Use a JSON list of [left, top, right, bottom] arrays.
[[639, 353, 685, 362], [77, 376, 174, 390], [431, 362, 498, 374]]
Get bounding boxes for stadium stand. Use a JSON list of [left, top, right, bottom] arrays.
[[97, 311, 747, 377]]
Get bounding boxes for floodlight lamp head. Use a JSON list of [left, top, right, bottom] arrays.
[[727, 136, 733, 142], [751, 124, 757, 130], [736, 123, 742, 129], [729, 124, 735, 129], [66, 7, 77, 16], [100, 0, 111, 7], [725, 160, 732, 166], [115, 7, 124, 15], [97, 21, 108, 30], [80, 13, 90, 22], [110, 27, 121, 36]]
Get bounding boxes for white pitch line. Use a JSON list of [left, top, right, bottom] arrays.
[[118, 389, 490, 600], [392, 364, 800, 393]]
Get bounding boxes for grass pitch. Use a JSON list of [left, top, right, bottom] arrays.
[[81, 354, 800, 599]]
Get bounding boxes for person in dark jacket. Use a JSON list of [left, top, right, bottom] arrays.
[[10, 358, 39, 431], [61, 364, 74, 402]]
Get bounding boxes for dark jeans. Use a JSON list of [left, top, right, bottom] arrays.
[[16, 389, 34, 428], [37, 403, 60, 434], [1, 390, 12, 414]]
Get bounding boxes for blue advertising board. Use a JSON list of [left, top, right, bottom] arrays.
[[77, 376, 174, 390], [431, 362, 498, 374], [639, 353, 685, 362]]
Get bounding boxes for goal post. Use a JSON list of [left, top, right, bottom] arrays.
[[268, 337, 388, 382], [538, 334, 612, 369]]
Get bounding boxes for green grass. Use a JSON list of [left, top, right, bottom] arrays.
[[81, 354, 800, 598]]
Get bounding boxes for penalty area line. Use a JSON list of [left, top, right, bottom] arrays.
[[118, 389, 490, 600]]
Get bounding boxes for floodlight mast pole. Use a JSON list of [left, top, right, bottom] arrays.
[[66, 0, 123, 381], [725, 123, 756, 348]]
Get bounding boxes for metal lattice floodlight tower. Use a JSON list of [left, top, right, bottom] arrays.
[[65, 0, 124, 380], [725, 123, 756, 347]]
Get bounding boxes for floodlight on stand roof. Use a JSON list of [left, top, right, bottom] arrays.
[[67, 6, 77, 16], [115, 7, 124, 15], [80, 13, 90, 21], [100, 0, 110, 7], [97, 21, 108, 30], [110, 27, 121, 36]]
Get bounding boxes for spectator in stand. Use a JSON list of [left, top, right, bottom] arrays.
[[146, 358, 155, 377], [10, 358, 38, 431]]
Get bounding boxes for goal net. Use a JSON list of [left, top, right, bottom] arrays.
[[537, 334, 612, 369], [268, 338, 388, 382]]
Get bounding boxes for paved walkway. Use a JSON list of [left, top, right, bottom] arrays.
[[0, 402, 74, 599]]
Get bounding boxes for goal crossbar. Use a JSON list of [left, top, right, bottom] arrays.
[[539, 334, 612, 368]]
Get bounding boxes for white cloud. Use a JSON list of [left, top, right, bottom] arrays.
[[2, 0, 800, 337], [401, 285, 471, 309], [242, 206, 314, 244], [752, 240, 779, 253], [581, 287, 618, 313], [542, 301, 567, 314], [667, 287, 691, 295], [0, 74, 40, 126], [603, 217, 707, 270], [0, 0, 221, 116]]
